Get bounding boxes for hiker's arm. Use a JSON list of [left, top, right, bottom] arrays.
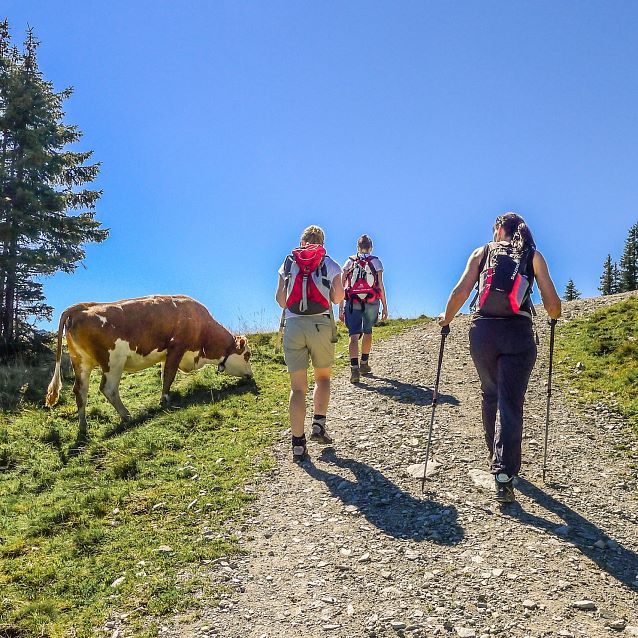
[[439, 247, 484, 326], [533, 251, 562, 320], [330, 274, 345, 305], [377, 271, 388, 320], [275, 275, 287, 309]]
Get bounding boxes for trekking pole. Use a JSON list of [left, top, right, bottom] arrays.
[[421, 324, 451, 493], [542, 319, 557, 483]]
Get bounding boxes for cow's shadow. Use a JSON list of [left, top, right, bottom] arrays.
[[357, 376, 460, 406], [300, 447, 464, 544], [503, 477, 638, 588], [101, 376, 259, 439]]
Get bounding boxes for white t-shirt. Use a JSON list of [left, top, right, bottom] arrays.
[[342, 253, 384, 274], [278, 254, 342, 319]]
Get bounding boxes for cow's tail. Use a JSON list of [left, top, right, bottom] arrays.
[[46, 309, 69, 407]]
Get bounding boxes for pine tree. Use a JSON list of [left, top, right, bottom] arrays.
[[599, 254, 614, 296], [563, 279, 581, 301], [612, 262, 621, 294], [618, 222, 638, 292], [0, 23, 108, 354]]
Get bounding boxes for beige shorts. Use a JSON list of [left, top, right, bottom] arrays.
[[283, 315, 335, 372]]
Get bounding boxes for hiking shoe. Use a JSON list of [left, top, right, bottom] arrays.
[[350, 366, 361, 383], [310, 421, 333, 444], [292, 436, 310, 463], [359, 361, 372, 375], [494, 473, 516, 503]]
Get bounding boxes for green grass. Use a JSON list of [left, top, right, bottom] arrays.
[[0, 316, 428, 638], [555, 297, 638, 435]]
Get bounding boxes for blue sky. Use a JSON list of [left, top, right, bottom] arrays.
[[5, 1, 638, 332]]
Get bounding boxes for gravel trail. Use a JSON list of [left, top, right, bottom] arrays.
[[169, 293, 638, 638]]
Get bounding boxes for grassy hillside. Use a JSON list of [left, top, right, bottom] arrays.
[[555, 297, 638, 436], [0, 317, 428, 638]]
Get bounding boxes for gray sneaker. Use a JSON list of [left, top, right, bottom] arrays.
[[350, 366, 361, 384], [360, 361, 372, 375]]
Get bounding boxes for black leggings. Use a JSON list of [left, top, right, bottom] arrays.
[[469, 317, 537, 477]]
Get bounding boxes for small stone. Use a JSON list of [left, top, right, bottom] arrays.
[[607, 539, 619, 549], [340, 548, 352, 557], [455, 628, 476, 638], [110, 576, 125, 588], [347, 604, 355, 616], [390, 621, 407, 630], [358, 552, 371, 563], [594, 540, 607, 549], [406, 460, 440, 478], [557, 632, 574, 638], [156, 545, 173, 553], [491, 568, 504, 577], [405, 549, 420, 561], [468, 469, 494, 491], [605, 619, 626, 631], [322, 624, 340, 631], [624, 627, 638, 637], [571, 600, 596, 610], [555, 525, 570, 536], [522, 600, 537, 609]]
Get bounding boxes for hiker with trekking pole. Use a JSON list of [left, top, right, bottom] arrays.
[[276, 226, 345, 463], [339, 234, 388, 384], [439, 213, 561, 503]]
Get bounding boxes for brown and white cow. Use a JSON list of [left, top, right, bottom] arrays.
[[45, 295, 253, 436]]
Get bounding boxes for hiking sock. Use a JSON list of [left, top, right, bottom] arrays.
[[361, 353, 369, 363], [350, 358, 359, 367]]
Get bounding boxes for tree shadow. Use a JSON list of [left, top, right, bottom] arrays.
[[357, 376, 460, 406], [300, 447, 464, 544], [505, 477, 638, 588]]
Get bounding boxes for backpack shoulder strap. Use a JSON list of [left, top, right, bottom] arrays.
[[283, 254, 294, 278], [478, 244, 490, 276]]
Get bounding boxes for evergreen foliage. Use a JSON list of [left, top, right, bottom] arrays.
[[599, 255, 615, 296], [563, 279, 581, 301], [618, 221, 638, 292], [0, 21, 108, 356]]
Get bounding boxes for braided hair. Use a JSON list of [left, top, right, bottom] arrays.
[[494, 212, 536, 253]]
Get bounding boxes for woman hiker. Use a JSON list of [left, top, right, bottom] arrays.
[[439, 213, 561, 503], [276, 225, 345, 462], [339, 234, 389, 384]]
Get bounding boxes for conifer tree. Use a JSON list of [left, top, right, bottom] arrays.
[[618, 222, 638, 292], [563, 279, 581, 301], [612, 262, 621, 294], [598, 255, 614, 295], [0, 22, 107, 353]]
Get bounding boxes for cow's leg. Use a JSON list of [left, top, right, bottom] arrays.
[[99, 365, 131, 421], [72, 359, 93, 439], [160, 349, 183, 407]]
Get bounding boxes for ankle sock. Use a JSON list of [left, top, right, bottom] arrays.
[[350, 358, 359, 367], [361, 353, 370, 363]]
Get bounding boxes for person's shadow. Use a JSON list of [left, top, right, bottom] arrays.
[[300, 447, 464, 545], [357, 376, 460, 407], [506, 477, 638, 588]]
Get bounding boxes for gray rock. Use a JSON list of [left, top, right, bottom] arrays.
[[406, 460, 441, 478], [571, 600, 596, 610], [468, 469, 494, 491], [454, 629, 476, 638]]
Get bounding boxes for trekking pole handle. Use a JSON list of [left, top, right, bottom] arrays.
[[441, 324, 451, 336]]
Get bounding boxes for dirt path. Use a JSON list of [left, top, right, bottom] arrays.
[[169, 293, 638, 638]]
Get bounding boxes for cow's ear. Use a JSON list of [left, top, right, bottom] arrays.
[[235, 335, 247, 353]]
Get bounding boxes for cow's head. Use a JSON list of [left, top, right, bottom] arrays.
[[218, 335, 253, 378]]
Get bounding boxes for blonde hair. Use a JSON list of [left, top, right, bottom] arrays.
[[357, 234, 373, 252], [300, 225, 325, 246]]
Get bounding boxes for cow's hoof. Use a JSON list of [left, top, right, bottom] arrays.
[[160, 395, 171, 408]]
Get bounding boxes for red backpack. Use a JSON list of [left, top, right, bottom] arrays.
[[344, 255, 381, 303], [283, 244, 332, 315]]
